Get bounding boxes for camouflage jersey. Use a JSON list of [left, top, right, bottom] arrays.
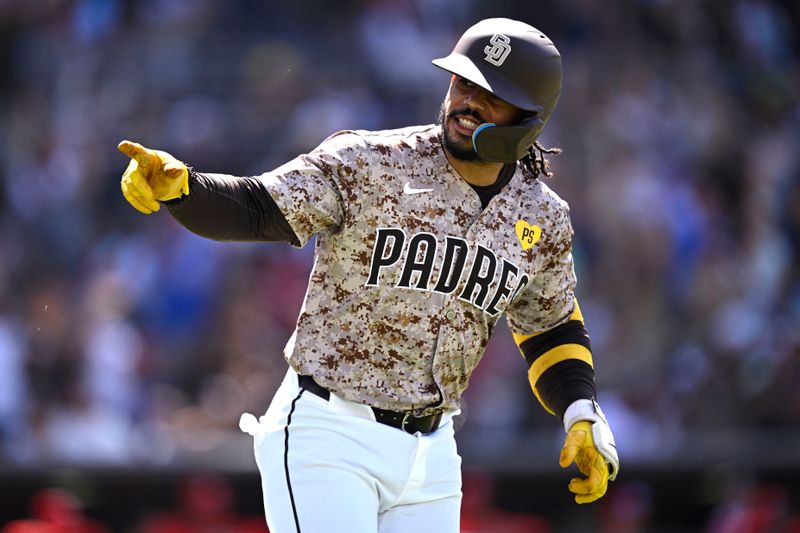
[[260, 125, 576, 416]]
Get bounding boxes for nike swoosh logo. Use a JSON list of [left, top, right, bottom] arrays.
[[403, 182, 434, 195]]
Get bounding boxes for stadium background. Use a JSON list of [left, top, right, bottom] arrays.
[[1, 0, 799, 530]]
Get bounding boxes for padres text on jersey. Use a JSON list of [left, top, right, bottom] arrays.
[[365, 228, 530, 317]]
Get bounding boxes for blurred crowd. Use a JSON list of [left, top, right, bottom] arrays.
[[0, 0, 799, 489], [2, 475, 266, 532]]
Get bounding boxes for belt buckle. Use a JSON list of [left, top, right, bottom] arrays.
[[400, 412, 414, 433]]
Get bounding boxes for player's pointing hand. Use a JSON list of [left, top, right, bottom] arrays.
[[118, 140, 190, 214]]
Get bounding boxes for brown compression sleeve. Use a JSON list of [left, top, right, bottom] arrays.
[[165, 170, 299, 245]]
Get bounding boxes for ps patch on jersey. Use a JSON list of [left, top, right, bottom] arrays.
[[515, 220, 541, 250]]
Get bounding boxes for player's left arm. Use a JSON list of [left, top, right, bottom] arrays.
[[505, 211, 618, 504], [512, 300, 619, 503]]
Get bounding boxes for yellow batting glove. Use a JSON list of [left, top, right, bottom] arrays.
[[559, 399, 619, 504], [560, 421, 609, 503], [118, 140, 189, 214]]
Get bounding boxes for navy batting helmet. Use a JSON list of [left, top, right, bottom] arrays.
[[433, 18, 562, 162]]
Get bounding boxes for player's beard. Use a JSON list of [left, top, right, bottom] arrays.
[[437, 102, 482, 162]]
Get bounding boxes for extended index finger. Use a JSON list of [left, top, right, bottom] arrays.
[[118, 140, 147, 160]]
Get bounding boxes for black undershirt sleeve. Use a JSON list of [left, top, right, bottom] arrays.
[[165, 170, 299, 246]]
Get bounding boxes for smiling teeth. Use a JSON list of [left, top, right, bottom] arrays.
[[457, 117, 479, 130]]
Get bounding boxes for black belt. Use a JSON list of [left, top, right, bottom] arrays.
[[298, 375, 443, 435]]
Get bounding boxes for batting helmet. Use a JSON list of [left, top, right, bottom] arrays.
[[432, 18, 562, 162]]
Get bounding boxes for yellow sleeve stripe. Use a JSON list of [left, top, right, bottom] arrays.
[[569, 299, 584, 322], [528, 343, 593, 387], [512, 330, 540, 346], [527, 343, 593, 414], [512, 299, 585, 347]]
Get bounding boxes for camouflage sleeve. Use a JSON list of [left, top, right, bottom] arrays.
[[258, 131, 371, 247], [505, 213, 577, 335]]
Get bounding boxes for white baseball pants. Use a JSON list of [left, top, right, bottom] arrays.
[[251, 368, 462, 533]]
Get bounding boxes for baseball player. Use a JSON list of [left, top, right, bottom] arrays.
[[118, 18, 619, 533]]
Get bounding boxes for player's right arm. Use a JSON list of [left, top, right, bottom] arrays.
[[118, 139, 302, 244], [117, 133, 362, 246]]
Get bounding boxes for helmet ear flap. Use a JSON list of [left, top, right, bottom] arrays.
[[471, 116, 545, 163]]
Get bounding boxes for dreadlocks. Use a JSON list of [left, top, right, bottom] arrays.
[[521, 141, 561, 179]]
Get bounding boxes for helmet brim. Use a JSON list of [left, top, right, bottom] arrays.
[[432, 54, 541, 113]]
